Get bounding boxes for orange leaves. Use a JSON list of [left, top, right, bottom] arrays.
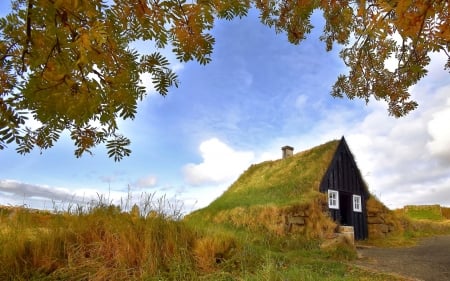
[[439, 23, 450, 41], [135, 0, 152, 20], [326, 0, 448, 116], [391, 0, 445, 42], [71, 126, 99, 157], [170, 2, 215, 64], [1, 0, 449, 158], [320, 0, 353, 51]]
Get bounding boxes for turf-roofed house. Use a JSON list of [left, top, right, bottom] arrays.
[[191, 137, 372, 241], [318, 137, 369, 240], [284, 138, 369, 240]]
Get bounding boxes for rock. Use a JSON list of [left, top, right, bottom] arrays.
[[288, 216, 305, 225], [320, 233, 355, 250]]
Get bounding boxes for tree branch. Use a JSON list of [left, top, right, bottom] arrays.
[[21, 0, 34, 74]]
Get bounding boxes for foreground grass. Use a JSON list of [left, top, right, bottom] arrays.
[[2, 201, 448, 281], [0, 203, 198, 280]]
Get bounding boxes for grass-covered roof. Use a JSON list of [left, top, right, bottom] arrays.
[[194, 139, 341, 216]]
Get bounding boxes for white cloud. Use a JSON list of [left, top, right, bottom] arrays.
[[131, 39, 185, 95], [138, 64, 184, 95], [134, 175, 158, 188], [179, 61, 450, 210], [0, 179, 80, 202], [426, 97, 450, 163], [343, 82, 450, 209], [0, 178, 169, 211], [183, 138, 255, 186], [240, 58, 450, 210], [139, 72, 157, 94]]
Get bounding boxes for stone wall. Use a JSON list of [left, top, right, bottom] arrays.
[[366, 197, 402, 239], [284, 196, 404, 240], [283, 196, 336, 238], [214, 195, 406, 240], [442, 207, 450, 220], [284, 210, 307, 233]]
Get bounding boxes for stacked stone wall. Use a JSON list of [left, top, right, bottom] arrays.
[[366, 197, 402, 238], [283, 197, 336, 238]]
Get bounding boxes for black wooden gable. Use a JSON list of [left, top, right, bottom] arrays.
[[319, 137, 369, 197], [319, 136, 369, 240]]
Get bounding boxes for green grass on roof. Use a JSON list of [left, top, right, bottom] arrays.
[[195, 140, 340, 216]]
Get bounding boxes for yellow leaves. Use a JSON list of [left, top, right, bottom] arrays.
[[392, 0, 435, 38], [76, 22, 107, 50], [78, 32, 91, 50], [72, 0, 80, 10], [42, 60, 65, 82], [31, 35, 46, 50], [76, 53, 88, 67], [42, 70, 65, 83], [73, 21, 107, 69], [2, 0, 448, 159], [54, 0, 81, 11]]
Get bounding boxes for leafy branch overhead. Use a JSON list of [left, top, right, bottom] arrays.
[[1, 0, 448, 160]]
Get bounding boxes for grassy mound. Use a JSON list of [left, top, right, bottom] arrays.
[[188, 140, 338, 223]]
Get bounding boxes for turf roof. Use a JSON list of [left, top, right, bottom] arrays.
[[201, 139, 341, 215]]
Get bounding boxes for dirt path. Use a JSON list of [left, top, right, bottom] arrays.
[[355, 235, 450, 281]]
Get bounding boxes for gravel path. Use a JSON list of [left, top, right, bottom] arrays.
[[355, 235, 450, 281]]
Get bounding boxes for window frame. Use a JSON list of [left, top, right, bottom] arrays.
[[353, 194, 362, 212], [328, 189, 339, 209]]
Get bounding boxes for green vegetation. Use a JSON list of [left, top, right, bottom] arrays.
[[365, 217, 450, 248], [402, 205, 444, 221], [2, 198, 448, 280], [0, 201, 404, 281], [197, 140, 339, 215], [1, 140, 449, 280], [359, 203, 450, 248], [187, 140, 342, 240]]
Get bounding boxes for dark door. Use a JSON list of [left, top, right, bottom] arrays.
[[339, 192, 352, 226]]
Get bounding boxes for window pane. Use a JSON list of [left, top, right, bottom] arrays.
[[353, 195, 362, 212], [328, 190, 339, 209]]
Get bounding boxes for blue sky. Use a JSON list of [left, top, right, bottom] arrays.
[[1, 3, 450, 212]]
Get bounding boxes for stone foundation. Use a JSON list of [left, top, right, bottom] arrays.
[[366, 197, 400, 238]]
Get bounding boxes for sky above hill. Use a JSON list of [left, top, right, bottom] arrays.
[[1, 3, 449, 212]]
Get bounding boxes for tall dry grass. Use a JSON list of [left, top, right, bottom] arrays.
[[0, 195, 222, 280], [0, 197, 419, 281]]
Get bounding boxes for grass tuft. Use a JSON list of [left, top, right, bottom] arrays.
[[0, 196, 197, 280]]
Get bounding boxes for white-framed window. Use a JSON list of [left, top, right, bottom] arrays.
[[353, 195, 362, 212], [328, 189, 339, 209]]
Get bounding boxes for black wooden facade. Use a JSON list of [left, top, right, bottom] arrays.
[[319, 137, 369, 240]]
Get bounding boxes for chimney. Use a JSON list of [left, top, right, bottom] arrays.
[[281, 145, 294, 159]]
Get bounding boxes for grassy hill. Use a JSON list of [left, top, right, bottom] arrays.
[[186, 140, 343, 244], [2, 139, 450, 280], [202, 139, 339, 213]]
